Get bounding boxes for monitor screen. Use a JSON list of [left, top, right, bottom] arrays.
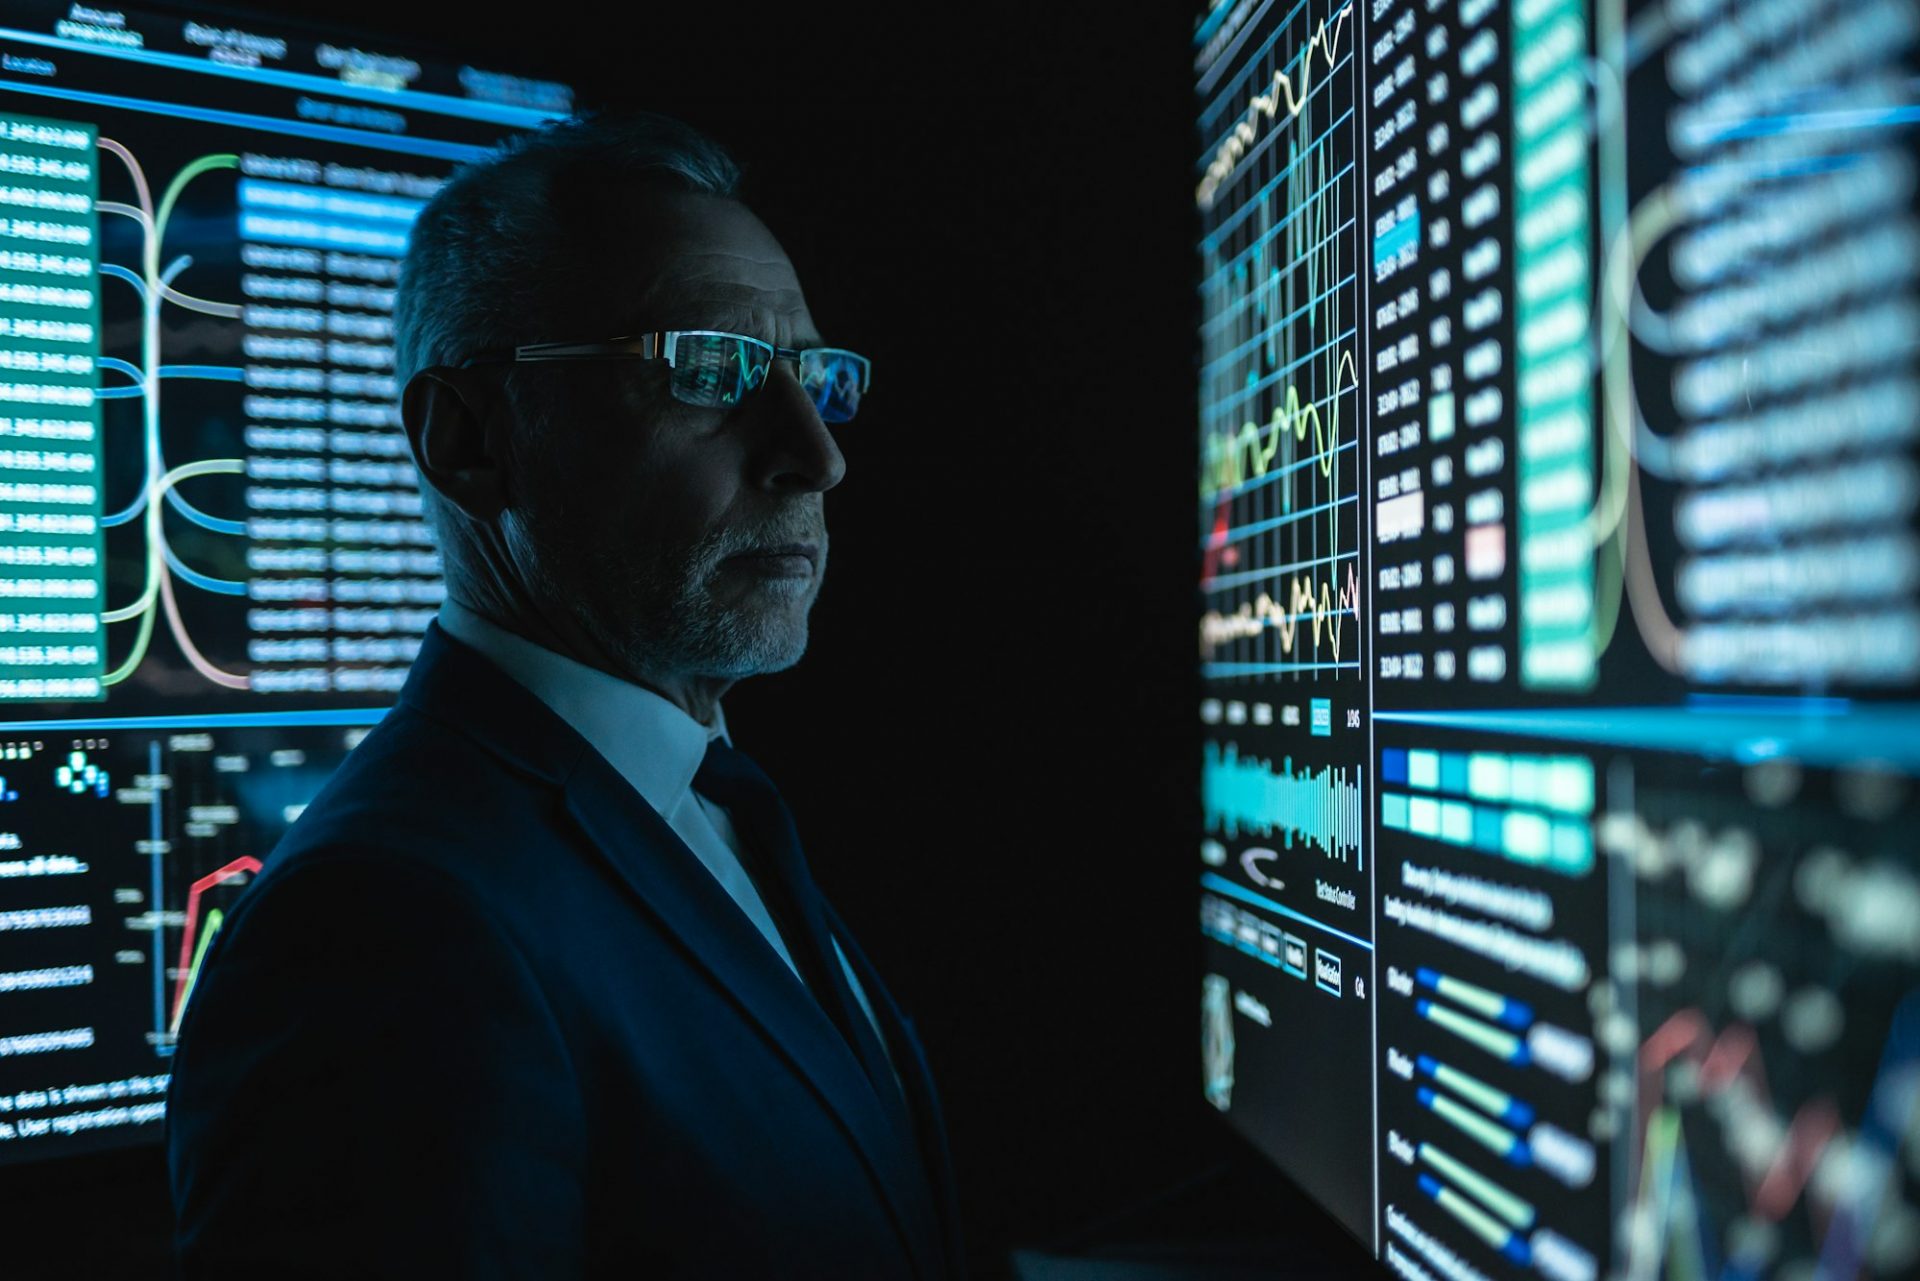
[[0, 2, 567, 1162], [1196, 0, 1920, 1277]]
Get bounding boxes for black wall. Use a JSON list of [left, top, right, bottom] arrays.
[[0, 4, 1378, 1276]]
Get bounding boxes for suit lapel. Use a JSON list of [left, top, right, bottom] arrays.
[[821, 902, 967, 1277], [562, 755, 940, 1278], [397, 623, 940, 1277]]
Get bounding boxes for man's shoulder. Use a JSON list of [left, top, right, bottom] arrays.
[[257, 701, 579, 905]]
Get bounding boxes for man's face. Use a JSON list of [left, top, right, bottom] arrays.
[[501, 189, 846, 690]]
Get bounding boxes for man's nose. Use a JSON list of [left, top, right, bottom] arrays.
[[753, 363, 848, 494]]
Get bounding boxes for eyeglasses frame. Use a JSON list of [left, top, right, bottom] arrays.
[[462, 330, 871, 418]]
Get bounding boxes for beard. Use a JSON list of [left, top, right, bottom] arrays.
[[502, 499, 827, 686]]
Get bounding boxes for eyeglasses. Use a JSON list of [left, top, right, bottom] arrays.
[[465, 330, 871, 423]]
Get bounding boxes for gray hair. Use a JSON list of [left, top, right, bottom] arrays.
[[394, 110, 743, 387], [392, 112, 742, 592]]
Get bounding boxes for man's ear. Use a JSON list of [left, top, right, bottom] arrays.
[[401, 367, 514, 523]]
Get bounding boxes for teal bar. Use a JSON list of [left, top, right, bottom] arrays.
[[1544, 758, 1594, 813], [1467, 753, 1510, 801], [1383, 792, 1410, 829], [1502, 811, 1551, 863], [1550, 820, 1593, 874], [1431, 1092, 1520, 1158], [1512, 0, 1595, 692]]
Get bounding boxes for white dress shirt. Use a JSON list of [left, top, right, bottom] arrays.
[[436, 600, 895, 1074]]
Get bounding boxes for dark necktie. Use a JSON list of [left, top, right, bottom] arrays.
[[692, 739, 910, 1122]]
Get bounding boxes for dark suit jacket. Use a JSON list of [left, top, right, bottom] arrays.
[[167, 621, 963, 1279]]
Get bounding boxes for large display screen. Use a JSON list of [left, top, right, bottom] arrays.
[[1196, 0, 1920, 1278], [0, 2, 566, 1162]]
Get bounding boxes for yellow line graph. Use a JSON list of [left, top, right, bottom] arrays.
[[1202, 562, 1363, 658], [1198, 25, 1358, 674], [1200, 127, 1355, 514], [1196, 1, 1354, 209], [1202, 346, 1357, 496]]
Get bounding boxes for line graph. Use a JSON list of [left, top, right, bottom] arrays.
[[1612, 761, 1920, 1281], [1201, 559, 1362, 659], [1196, 1, 1354, 210], [1626, 1000, 1920, 1281], [167, 853, 259, 1034], [1198, 0, 1360, 681]]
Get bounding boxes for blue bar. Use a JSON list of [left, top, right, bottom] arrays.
[[1381, 748, 1409, 784], [1415, 998, 1530, 1065], [1415, 1055, 1537, 1127], [1703, 103, 1920, 146], [0, 709, 389, 731], [1375, 703, 1920, 774], [157, 365, 243, 382], [240, 212, 408, 256], [0, 24, 565, 129], [238, 179, 425, 224], [0, 77, 493, 164], [1416, 966, 1536, 1028], [1373, 207, 1421, 265]]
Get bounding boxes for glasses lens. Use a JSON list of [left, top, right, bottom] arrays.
[[669, 332, 770, 407], [800, 349, 869, 423]]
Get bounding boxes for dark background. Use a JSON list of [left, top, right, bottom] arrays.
[[0, 2, 1380, 1276]]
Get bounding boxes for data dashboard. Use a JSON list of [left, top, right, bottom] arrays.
[[1195, 0, 1920, 1278], [0, 2, 567, 1162]]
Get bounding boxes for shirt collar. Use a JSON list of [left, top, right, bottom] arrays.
[[436, 599, 726, 817]]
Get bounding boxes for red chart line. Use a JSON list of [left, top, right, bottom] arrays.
[[1636, 1006, 1843, 1230], [170, 855, 262, 1024]]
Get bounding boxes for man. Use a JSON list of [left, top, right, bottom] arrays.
[[166, 111, 962, 1279]]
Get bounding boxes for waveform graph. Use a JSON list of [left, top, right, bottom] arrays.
[[1203, 739, 1363, 865], [1197, 0, 1362, 683]]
